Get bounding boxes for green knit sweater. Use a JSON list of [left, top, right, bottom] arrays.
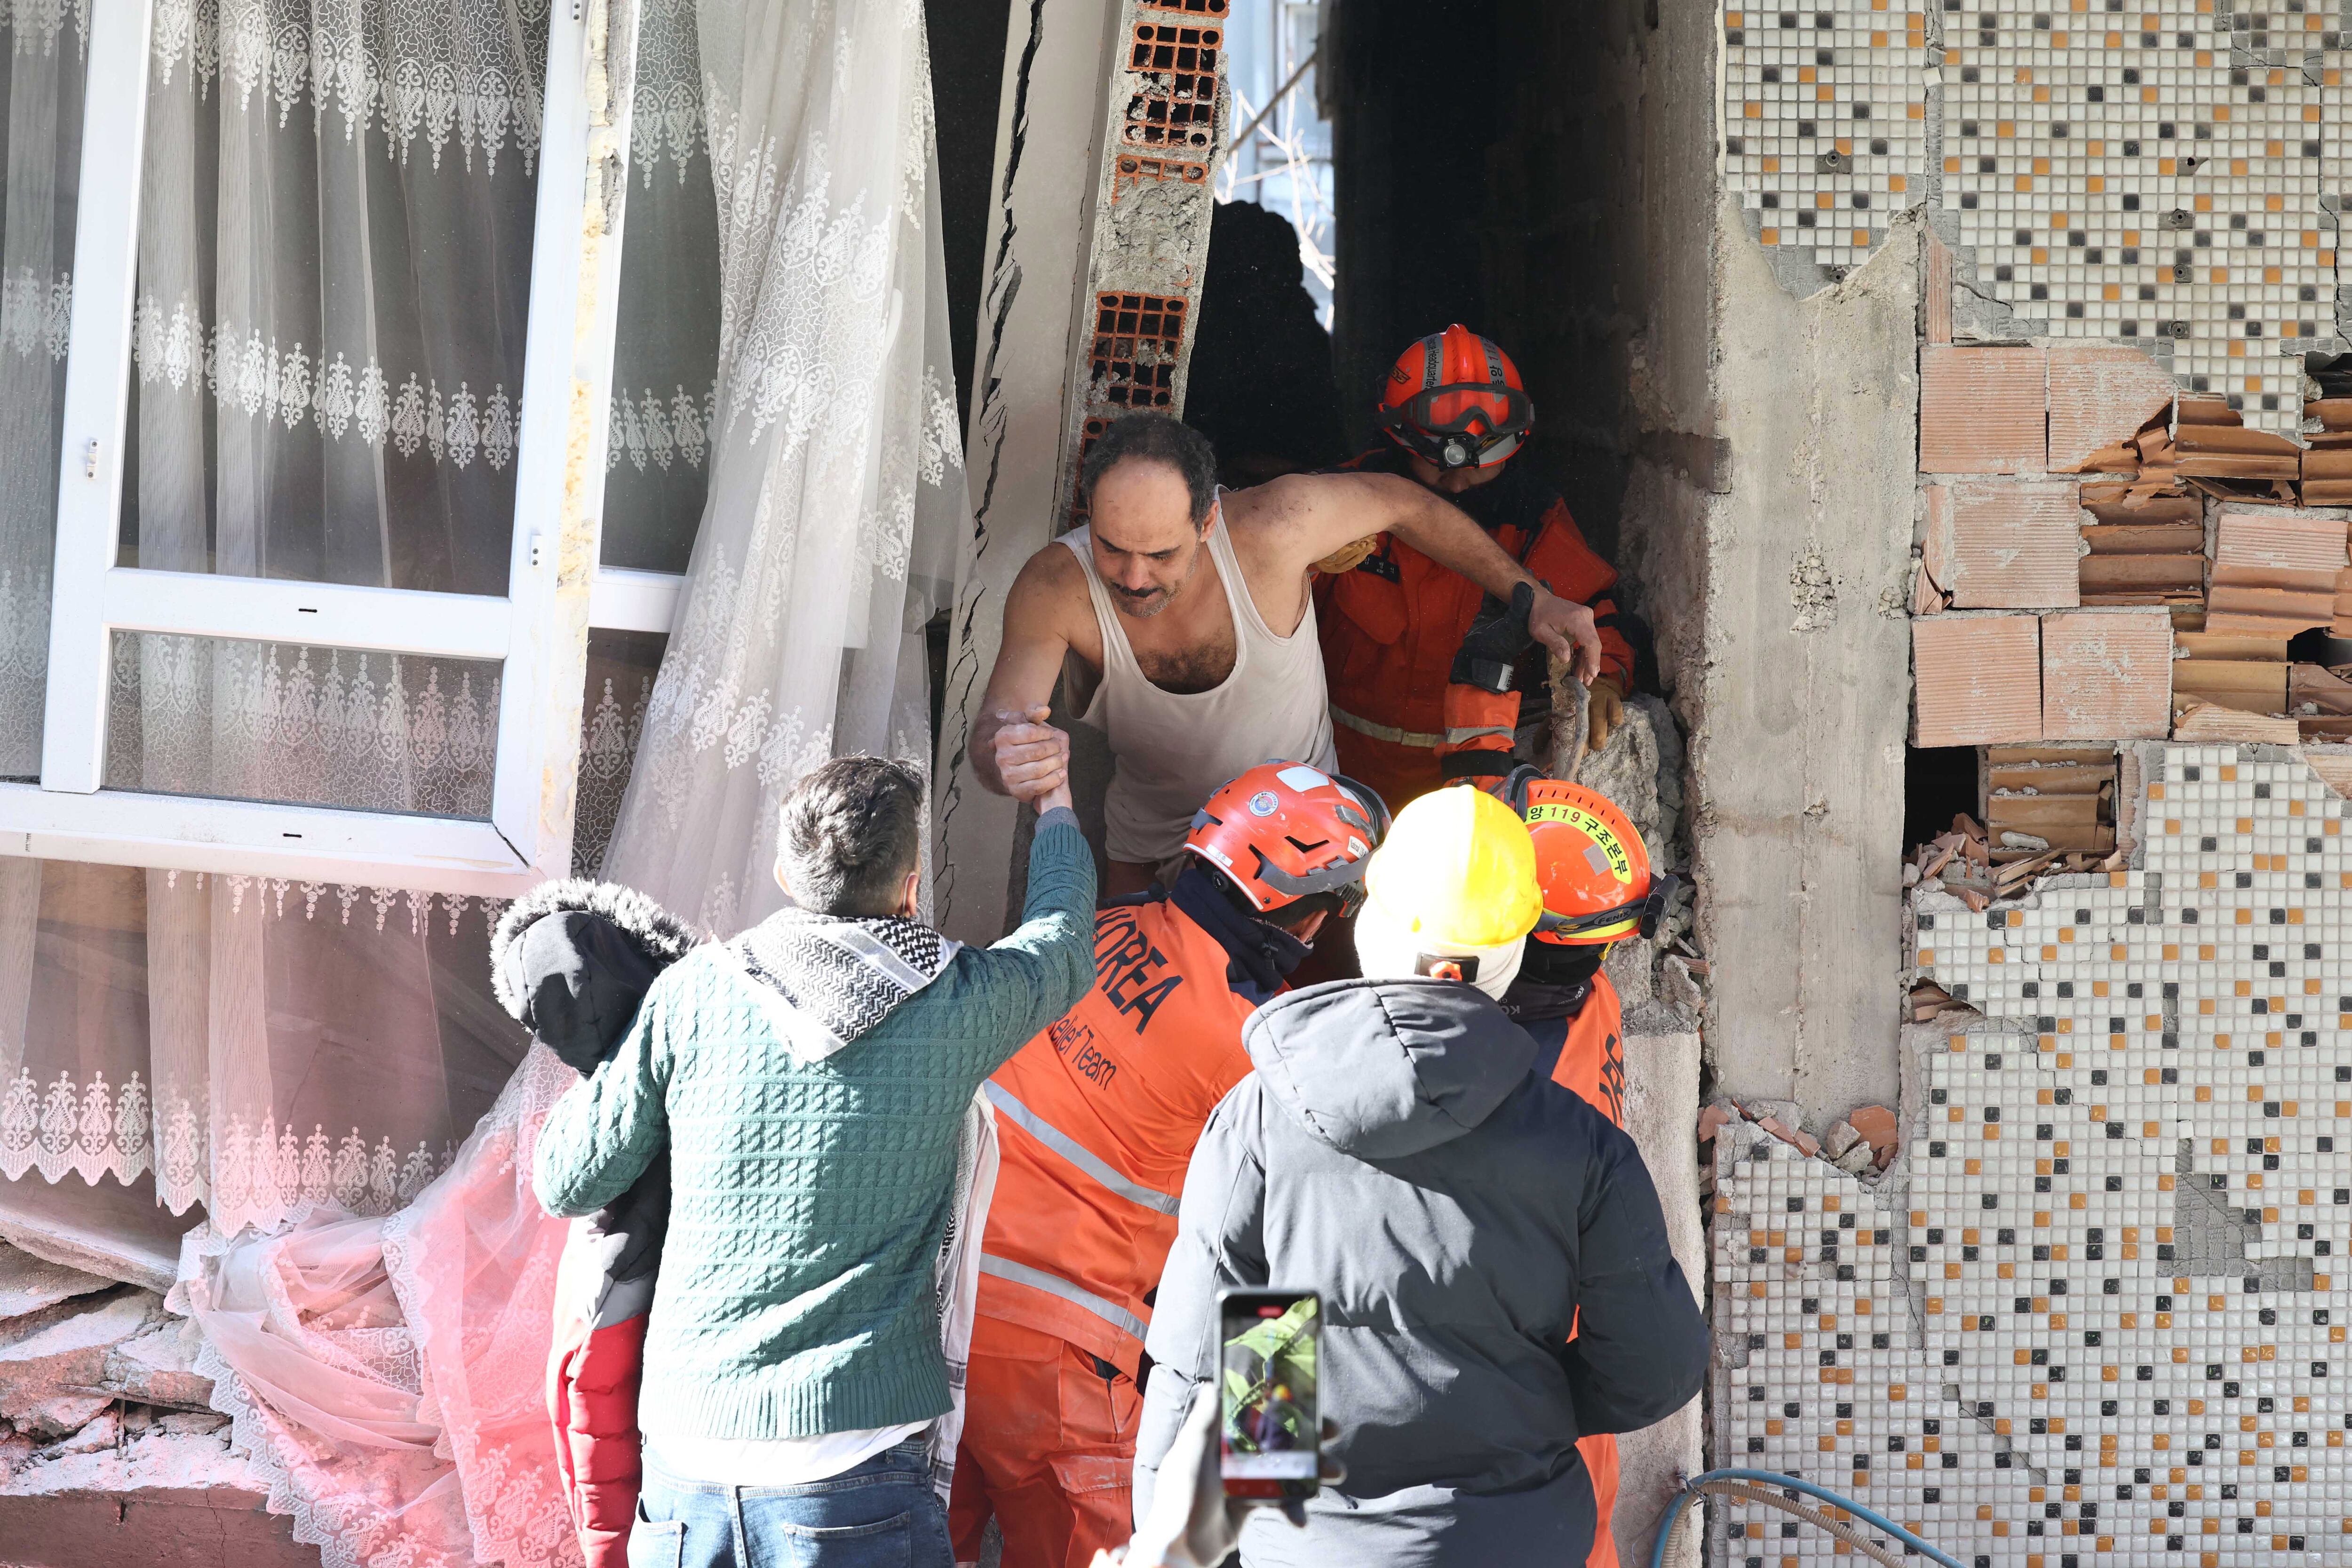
[[531, 811, 1096, 1441]]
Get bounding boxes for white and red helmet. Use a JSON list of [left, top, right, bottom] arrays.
[[1184, 763, 1390, 917]]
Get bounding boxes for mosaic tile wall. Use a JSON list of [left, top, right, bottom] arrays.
[[1716, 744, 2352, 1567], [1721, 0, 2350, 430]]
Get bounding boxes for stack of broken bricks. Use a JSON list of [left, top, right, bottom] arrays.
[[1913, 343, 2352, 754], [1904, 795, 2124, 914], [1697, 1097, 1900, 1191]]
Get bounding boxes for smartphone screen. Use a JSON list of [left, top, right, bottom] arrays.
[[1217, 1288, 1320, 1501]]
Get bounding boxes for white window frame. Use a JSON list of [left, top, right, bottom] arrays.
[[0, 0, 637, 898]]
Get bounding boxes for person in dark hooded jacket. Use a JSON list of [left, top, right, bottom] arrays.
[[491, 879, 700, 1568], [1132, 787, 1707, 1567]]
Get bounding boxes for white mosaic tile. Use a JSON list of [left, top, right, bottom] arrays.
[[1723, 0, 1934, 268], [1716, 744, 2352, 1567], [1720, 0, 2348, 432]]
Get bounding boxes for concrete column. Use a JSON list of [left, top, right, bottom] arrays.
[[932, 0, 1230, 943], [933, 0, 1122, 945], [1688, 206, 1919, 1115]]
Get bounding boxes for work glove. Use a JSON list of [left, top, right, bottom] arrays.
[[1311, 533, 1381, 576], [1588, 673, 1627, 752], [1448, 581, 1537, 694]]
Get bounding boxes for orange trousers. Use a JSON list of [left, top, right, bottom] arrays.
[[949, 1320, 1141, 1568]]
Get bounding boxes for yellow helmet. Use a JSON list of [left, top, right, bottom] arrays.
[[1357, 786, 1542, 997]]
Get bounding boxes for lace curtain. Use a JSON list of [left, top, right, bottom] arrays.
[[0, 0, 85, 778], [174, 1045, 580, 1568], [600, 0, 966, 936], [0, 0, 548, 1241]]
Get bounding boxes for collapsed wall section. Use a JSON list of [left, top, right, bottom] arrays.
[[1716, 744, 2352, 1567]]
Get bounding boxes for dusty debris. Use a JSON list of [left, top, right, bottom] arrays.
[[0, 1245, 114, 1322], [1908, 979, 1972, 1024], [1, 1421, 259, 1499], [47, 1408, 119, 1457], [1846, 1104, 1900, 1156], [1695, 1096, 1899, 1190], [0, 1289, 201, 1436], [101, 1319, 213, 1413]]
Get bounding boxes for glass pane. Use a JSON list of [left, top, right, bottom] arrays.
[[103, 631, 501, 819], [0, 7, 89, 778], [598, 0, 718, 574], [571, 627, 666, 877], [117, 0, 548, 595]]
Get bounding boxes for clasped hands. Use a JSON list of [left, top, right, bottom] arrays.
[[991, 705, 1075, 815]]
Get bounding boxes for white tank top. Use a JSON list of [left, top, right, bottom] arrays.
[[1059, 507, 1337, 866]]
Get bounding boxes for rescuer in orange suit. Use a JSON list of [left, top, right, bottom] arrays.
[[948, 763, 1388, 1568], [1437, 581, 1681, 1568], [1316, 324, 1639, 816]]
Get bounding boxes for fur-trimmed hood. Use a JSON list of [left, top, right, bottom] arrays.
[[493, 880, 701, 1076], [492, 879, 700, 1020]]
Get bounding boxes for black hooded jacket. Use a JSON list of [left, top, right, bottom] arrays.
[[491, 880, 699, 1280], [1136, 976, 1707, 1567]]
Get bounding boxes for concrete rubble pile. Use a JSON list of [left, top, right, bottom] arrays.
[[0, 1241, 311, 1568]]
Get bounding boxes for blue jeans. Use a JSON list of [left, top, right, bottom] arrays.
[[629, 1441, 954, 1568]]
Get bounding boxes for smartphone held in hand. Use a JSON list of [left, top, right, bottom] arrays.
[[1216, 1288, 1320, 1502]]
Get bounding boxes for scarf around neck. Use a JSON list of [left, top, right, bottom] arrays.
[[723, 908, 962, 1066]]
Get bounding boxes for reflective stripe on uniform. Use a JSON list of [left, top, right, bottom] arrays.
[[983, 1082, 1181, 1216], [979, 1254, 1150, 1341], [1329, 705, 1443, 749], [1444, 725, 1512, 745]]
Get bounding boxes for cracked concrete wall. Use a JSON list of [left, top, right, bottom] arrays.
[[933, 0, 1120, 944], [1688, 204, 1917, 1115]]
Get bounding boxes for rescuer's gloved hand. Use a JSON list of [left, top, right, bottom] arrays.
[[1311, 533, 1381, 576], [1588, 674, 1627, 752], [1448, 581, 1537, 694]]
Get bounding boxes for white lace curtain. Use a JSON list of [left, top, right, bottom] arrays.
[[0, 0, 549, 1242], [600, 0, 966, 935], [0, 0, 84, 780]]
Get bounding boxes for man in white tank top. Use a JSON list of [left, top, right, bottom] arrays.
[[974, 414, 1601, 897]]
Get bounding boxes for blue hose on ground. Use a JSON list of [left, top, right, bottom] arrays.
[[1647, 1467, 1967, 1568]]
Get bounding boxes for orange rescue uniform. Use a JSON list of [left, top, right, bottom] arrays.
[[1524, 974, 1628, 1568], [952, 891, 1265, 1568], [1316, 448, 1634, 814]]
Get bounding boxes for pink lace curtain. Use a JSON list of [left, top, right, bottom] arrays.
[[173, 1046, 581, 1568]]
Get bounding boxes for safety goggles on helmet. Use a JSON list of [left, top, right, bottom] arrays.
[[1532, 869, 1681, 943], [1376, 382, 1536, 471]]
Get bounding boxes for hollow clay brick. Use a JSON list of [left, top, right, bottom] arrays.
[[1944, 481, 2082, 609], [1913, 615, 2041, 747], [2038, 608, 2172, 740], [1920, 346, 2047, 474], [2044, 346, 2177, 473]]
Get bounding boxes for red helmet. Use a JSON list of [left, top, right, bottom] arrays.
[[1375, 325, 1534, 471], [1184, 763, 1390, 917], [1501, 771, 1677, 947]]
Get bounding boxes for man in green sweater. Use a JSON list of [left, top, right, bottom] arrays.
[[533, 741, 1094, 1568]]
